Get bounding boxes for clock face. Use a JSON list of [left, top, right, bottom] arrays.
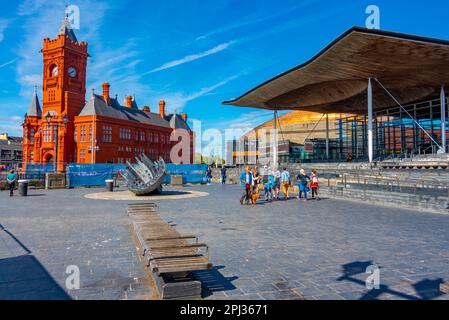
[[68, 67, 77, 78], [51, 66, 58, 77]]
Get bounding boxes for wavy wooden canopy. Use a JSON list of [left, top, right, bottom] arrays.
[[223, 27, 449, 114]]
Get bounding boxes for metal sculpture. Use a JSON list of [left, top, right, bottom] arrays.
[[122, 154, 166, 196]]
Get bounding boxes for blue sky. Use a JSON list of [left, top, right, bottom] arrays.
[[1, 0, 449, 142]]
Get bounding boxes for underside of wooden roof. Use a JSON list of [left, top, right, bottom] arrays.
[[223, 27, 449, 114]]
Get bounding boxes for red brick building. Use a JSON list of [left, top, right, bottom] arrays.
[[22, 15, 194, 171]]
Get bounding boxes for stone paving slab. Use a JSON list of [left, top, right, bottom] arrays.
[[1, 184, 449, 300], [155, 184, 449, 300], [0, 188, 151, 300]]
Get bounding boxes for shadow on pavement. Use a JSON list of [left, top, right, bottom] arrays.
[[0, 255, 72, 300], [160, 191, 191, 196], [338, 261, 447, 300], [193, 266, 238, 298], [0, 225, 71, 300]]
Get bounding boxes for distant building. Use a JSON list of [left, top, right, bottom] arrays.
[[226, 111, 348, 165], [225, 140, 237, 166], [0, 133, 23, 167], [22, 12, 194, 172]]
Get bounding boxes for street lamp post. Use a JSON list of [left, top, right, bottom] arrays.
[[45, 112, 56, 171]]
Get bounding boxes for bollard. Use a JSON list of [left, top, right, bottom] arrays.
[[18, 180, 29, 197], [105, 179, 114, 192]]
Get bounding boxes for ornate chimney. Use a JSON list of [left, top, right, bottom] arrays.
[[181, 113, 187, 122], [102, 82, 110, 105], [142, 106, 150, 113], [159, 100, 166, 118], [125, 96, 133, 108]]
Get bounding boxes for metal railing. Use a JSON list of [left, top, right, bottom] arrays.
[[334, 172, 449, 198]]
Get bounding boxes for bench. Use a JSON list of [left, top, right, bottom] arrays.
[[128, 203, 213, 299]]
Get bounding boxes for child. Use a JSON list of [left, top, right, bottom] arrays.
[[273, 168, 281, 200], [310, 169, 320, 200], [265, 175, 275, 202], [296, 169, 310, 202]]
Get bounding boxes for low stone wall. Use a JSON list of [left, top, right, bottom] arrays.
[[321, 185, 449, 214], [1, 179, 45, 190], [212, 164, 449, 213], [212, 163, 375, 184], [211, 168, 241, 184]]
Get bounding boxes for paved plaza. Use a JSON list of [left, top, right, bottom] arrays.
[[1, 184, 449, 300]]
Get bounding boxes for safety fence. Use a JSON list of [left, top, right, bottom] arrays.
[[17, 163, 208, 188], [23, 163, 55, 173], [67, 164, 127, 188], [163, 164, 208, 184]]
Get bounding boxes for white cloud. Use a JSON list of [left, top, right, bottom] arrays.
[[162, 74, 242, 113], [10, 116, 23, 122], [0, 117, 24, 136], [17, 0, 48, 16], [195, 1, 316, 41], [147, 41, 235, 74], [0, 19, 11, 42], [222, 110, 279, 136], [21, 74, 41, 84], [14, 0, 113, 98]]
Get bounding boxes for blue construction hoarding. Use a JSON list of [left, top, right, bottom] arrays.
[[67, 164, 126, 188], [163, 164, 208, 184], [24, 163, 207, 187]]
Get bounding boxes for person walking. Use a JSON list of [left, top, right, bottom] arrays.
[[206, 166, 213, 185], [273, 167, 281, 200], [310, 169, 320, 200], [221, 166, 227, 185], [6, 169, 17, 197], [280, 167, 291, 200], [239, 166, 252, 205], [297, 169, 310, 201], [264, 174, 275, 202], [251, 167, 261, 192]]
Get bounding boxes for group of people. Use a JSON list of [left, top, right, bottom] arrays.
[[205, 165, 228, 185], [204, 166, 227, 185], [239, 166, 320, 205]]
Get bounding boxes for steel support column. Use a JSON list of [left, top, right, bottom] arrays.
[[367, 78, 374, 163], [325, 114, 329, 160], [441, 86, 446, 153], [273, 110, 278, 168]]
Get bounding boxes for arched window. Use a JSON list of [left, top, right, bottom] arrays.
[[30, 128, 35, 144], [49, 64, 58, 77]]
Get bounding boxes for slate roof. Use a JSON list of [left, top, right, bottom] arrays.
[[26, 87, 42, 117], [78, 94, 171, 128], [165, 114, 192, 132], [0, 136, 22, 146]]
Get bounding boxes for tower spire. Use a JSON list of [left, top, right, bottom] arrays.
[[57, 7, 78, 42], [27, 86, 42, 117]]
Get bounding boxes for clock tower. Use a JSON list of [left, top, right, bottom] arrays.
[[42, 15, 88, 118], [39, 14, 89, 167]]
